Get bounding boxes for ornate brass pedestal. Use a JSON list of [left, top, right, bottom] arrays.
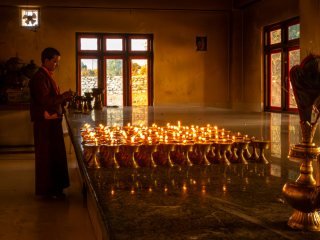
[[282, 122, 320, 231], [212, 142, 221, 164], [194, 143, 211, 165], [249, 141, 259, 162], [83, 144, 101, 169], [217, 142, 231, 165], [158, 143, 175, 167], [253, 140, 270, 164], [84, 92, 93, 110], [100, 145, 120, 168], [119, 144, 140, 168], [92, 88, 104, 110], [177, 143, 194, 166], [235, 141, 249, 164], [139, 144, 157, 168]]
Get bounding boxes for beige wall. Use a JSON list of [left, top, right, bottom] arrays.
[[0, 1, 307, 146], [0, 0, 303, 113], [231, 0, 299, 111], [300, 0, 320, 58], [0, 110, 33, 145], [0, 6, 231, 108]]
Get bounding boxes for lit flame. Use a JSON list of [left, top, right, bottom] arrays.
[[182, 183, 187, 192]]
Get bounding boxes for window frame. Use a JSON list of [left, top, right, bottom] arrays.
[[76, 32, 154, 106], [268, 49, 282, 111], [264, 17, 300, 113]]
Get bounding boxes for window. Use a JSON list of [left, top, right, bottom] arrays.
[[264, 17, 300, 112], [76, 33, 153, 107]]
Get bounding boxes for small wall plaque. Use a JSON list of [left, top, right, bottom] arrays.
[[196, 36, 207, 51]]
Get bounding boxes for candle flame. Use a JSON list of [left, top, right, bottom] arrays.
[[182, 183, 187, 192]]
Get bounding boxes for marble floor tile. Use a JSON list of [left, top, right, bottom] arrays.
[[66, 106, 320, 239], [0, 142, 95, 240]]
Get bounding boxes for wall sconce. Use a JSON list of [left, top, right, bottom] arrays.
[[20, 8, 40, 29]]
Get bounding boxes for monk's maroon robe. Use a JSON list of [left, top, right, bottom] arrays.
[[29, 67, 69, 196]]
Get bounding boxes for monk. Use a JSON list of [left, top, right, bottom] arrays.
[[29, 47, 72, 199]]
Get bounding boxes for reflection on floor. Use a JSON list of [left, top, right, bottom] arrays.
[[0, 137, 95, 240], [2, 107, 320, 240]]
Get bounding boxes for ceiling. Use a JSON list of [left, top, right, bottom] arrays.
[[0, 0, 261, 11]]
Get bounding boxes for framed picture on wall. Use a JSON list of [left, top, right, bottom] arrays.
[[196, 36, 207, 51]]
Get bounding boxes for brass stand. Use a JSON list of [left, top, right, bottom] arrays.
[[218, 142, 231, 165], [120, 144, 140, 168], [256, 140, 270, 164], [194, 143, 211, 165], [84, 92, 93, 110], [235, 141, 249, 164], [282, 121, 320, 231], [250, 140, 270, 164], [83, 144, 101, 169], [101, 145, 120, 168], [230, 142, 239, 163], [139, 144, 158, 167], [212, 142, 221, 164], [249, 141, 259, 162], [92, 88, 104, 110], [243, 139, 252, 160], [158, 143, 175, 167], [178, 143, 194, 166]]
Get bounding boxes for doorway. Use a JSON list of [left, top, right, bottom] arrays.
[[264, 17, 300, 112], [77, 33, 154, 107]]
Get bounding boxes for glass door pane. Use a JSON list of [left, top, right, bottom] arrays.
[[80, 58, 98, 95], [288, 49, 300, 109], [270, 52, 282, 108], [131, 59, 148, 106], [106, 59, 123, 107]]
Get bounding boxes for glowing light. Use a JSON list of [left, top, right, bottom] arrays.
[[222, 184, 227, 192], [182, 183, 187, 192]]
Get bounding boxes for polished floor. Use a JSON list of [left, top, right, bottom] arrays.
[[0, 136, 96, 240], [2, 107, 320, 240]]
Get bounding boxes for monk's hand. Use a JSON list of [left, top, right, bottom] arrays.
[[44, 111, 58, 119]]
